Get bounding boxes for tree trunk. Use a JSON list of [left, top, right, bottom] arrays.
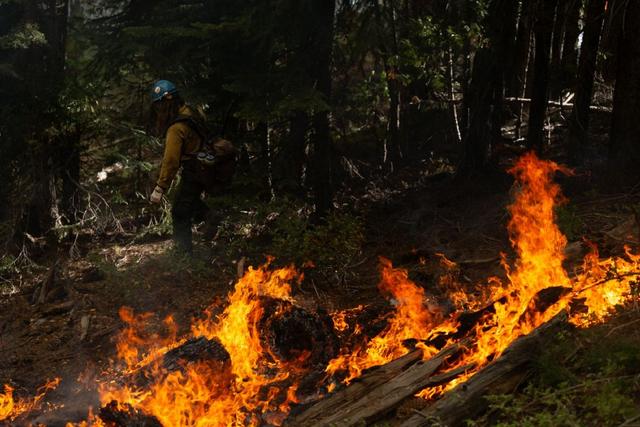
[[509, 0, 533, 98], [600, 0, 627, 83], [491, 0, 518, 143], [459, 49, 493, 175], [279, 111, 308, 194], [459, 0, 517, 175], [288, 343, 466, 427], [387, 69, 402, 170], [60, 131, 81, 223], [610, 0, 640, 166], [527, 0, 558, 152], [311, 0, 335, 217], [567, 0, 607, 163], [549, 1, 566, 100], [560, 0, 582, 90]]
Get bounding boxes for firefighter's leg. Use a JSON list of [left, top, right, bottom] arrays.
[[171, 180, 202, 253]]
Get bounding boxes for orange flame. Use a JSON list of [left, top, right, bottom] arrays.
[[96, 263, 305, 427], [325, 258, 445, 383], [11, 153, 640, 425], [0, 378, 60, 423], [417, 152, 639, 398]]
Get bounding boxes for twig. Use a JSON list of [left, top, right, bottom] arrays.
[[504, 97, 612, 112], [619, 413, 640, 427], [574, 272, 640, 295], [606, 318, 640, 337]]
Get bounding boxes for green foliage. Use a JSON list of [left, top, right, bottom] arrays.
[[469, 326, 640, 426], [271, 208, 365, 273], [207, 192, 364, 280], [0, 22, 46, 49]]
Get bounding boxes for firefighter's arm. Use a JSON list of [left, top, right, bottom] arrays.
[[156, 124, 185, 191]]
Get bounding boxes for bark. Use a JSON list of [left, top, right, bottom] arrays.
[[509, 0, 533, 98], [610, 0, 640, 166], [401, 316, 568, 427], [287, 343, 467, 427], [549, 1, 566, 100], [527, 0, 559, 152], [459, 0, 517, 175], [560, 0, 582, 90], [284, 111, 308, 192], [567, 0, 607, 162]]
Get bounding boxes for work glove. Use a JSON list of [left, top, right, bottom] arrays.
[[150, 185, 164, 204]]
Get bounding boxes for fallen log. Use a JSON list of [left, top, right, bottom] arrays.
[[400, 315, 568, 427], [287, 342, 468, 427], [259, 297, 338, 368], [99, 401, 163, 427]]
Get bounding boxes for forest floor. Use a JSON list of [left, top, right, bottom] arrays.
[[2, 141, 640, 425]]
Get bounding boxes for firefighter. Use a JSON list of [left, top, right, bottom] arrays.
[[149, 80, 208, 254]]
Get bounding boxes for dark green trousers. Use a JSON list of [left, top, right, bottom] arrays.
[[172, 165, 208, 253]]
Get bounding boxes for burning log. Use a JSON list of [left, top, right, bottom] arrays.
[[259, 297, 339, 367], [287, 342, 468, 427], [400, 315, 568, 427], [161, 337, 230, 371], [127, 337, 230, 390], [99, 401, 163, 427]]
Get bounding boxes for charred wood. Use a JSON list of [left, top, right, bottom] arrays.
[[99, 401, 163, 427], [401, 315, 568, 427], [287, 342, 466, 427]]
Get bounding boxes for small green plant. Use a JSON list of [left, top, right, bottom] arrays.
[[271, 209, 365, 276]]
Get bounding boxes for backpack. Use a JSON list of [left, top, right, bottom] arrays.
[[171, 114, 238, 194]]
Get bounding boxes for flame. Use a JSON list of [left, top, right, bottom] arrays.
[[96, 263, 305, 427], [416, 152, 639, 398], [466, 153, 573, 366], [10, 153, 640, 425], [0, 378, 60, 423], [571, 244, 640, 325], [115, 307, 183, 371], [325, 258, 445, 383]]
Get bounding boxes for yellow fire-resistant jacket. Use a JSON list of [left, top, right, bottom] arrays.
[[156, 105, 202, 190]]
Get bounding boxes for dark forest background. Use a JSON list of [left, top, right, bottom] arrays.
[[0, 0, 639, 264]]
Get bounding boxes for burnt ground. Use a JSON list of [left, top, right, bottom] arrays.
[[2, 145, 640, 425]]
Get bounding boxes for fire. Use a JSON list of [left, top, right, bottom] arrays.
[[0, 378, 60, 423], [416, 152, 639, 397], [9, 153, 640, 426], [571, 244, 640, 325], [325, 258, 445, 383], [96, 263, 305, 427], [465, 152, 573, 366], [115, 307, 182, 371]]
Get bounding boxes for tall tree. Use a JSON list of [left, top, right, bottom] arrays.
[[509, 0, 533, 98], [610, 0, 640, 166], [567, 0, 607, 162], [310, 0, 336, 217], [527, 0, 559, 152], [560, 0, 582, 91], [459, 0, 518, 175]]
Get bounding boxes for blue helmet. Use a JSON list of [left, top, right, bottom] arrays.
[[151, 80, 178, 102]]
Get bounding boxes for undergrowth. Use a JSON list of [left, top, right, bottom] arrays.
[[468, 316, 640, 427]]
